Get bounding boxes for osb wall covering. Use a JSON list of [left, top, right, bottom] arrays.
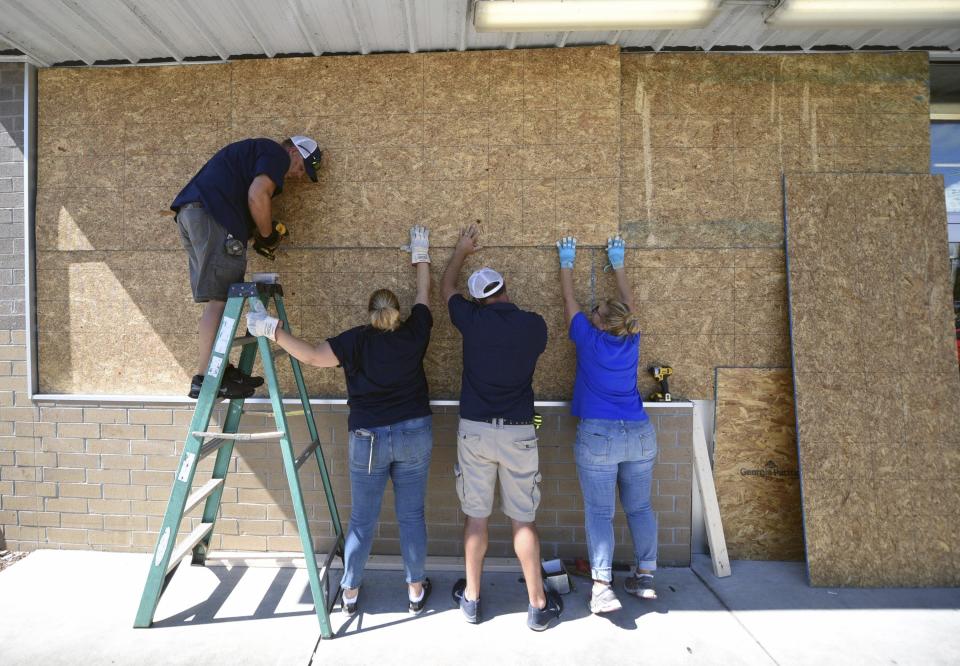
[[785, 173, 960, 586], [713, 367, 802, 561], [35, 46, 620, 397], [620, 51, 929, 399], [35, 50, 928, 402]]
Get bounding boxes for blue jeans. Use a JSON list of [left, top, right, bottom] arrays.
[[340, 415, 432, 589], [575, 418, 658, 582]]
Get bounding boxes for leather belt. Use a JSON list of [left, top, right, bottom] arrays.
[[479, 417, 534, 426]]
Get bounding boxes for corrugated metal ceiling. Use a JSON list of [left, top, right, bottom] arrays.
[[0, 0, 957, 67]]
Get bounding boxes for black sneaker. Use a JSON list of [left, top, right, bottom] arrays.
[[225, 363, 264, 389], [624, 573, 657, 600], [527, 590, 563, 632], [188, 374, 255, 400], [341, 588, 359, 617], [409, 578, 432, 615], [452, 578, 480, 624]]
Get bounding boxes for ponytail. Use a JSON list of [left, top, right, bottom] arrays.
[[603, 299, 641, 337], [368, 289, 401, 331]]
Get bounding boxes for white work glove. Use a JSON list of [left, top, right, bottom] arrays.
[[408, 224, 430, 264], [246, 300, 279, 341]]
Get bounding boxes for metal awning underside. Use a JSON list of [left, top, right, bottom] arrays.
[[0, 0, 958, 67]]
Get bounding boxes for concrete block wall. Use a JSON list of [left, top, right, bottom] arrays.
[[2, 399, 692, 565], [0, 62, 28, 551]]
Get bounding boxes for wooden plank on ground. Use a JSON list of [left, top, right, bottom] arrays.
[[713, 367, 803, 561], [692, 403, 731, 577]]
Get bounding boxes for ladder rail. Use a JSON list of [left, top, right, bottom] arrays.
[[133, 297, 245, 628], [275, 293, 344, 537], [259, 334, 336, 639], [191, 337, 260, 566]]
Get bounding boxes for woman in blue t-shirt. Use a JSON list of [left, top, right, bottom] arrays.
[[556, 234, 658, 615], [246, 226, 435, 617]]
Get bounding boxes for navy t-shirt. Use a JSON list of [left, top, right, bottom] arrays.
[[448, 294, 548, 422], [327, 304, 433, 431], [569, 312, 648, 422], [171, 138, 290, 242]]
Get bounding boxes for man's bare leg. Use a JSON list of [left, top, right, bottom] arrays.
[[464, 515, 488, 601], [197, 300, 226, 375], [513, 519, 546, 609]]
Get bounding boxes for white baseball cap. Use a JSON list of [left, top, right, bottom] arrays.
[[468, 267, 504, 300], [290, 135, 323, 182]]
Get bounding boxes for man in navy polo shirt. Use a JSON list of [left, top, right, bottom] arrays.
[[440, 223, 562, 632], [171, 136, 322, 399]]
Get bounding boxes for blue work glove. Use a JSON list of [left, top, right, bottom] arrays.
[[606, 234, 625, 270], [556, 236, 577, 269]]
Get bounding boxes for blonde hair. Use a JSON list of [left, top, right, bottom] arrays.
[[601, 299, 641, 337], [368, 289, 401, 331]]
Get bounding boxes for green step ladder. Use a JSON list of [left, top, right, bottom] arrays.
[[133, 281, 345, 639]]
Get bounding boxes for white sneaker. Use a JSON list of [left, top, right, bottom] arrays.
[[589, 583, 623, 614]]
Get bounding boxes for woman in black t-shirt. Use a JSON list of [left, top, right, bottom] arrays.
[[246, 226, 434, 617]]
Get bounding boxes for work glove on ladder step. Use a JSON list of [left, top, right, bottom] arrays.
[[246, 300, 280, 341]]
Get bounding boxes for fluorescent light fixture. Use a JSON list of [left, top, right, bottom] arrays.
[[765, 0, 960, 28], [473, 0, 721, 32]]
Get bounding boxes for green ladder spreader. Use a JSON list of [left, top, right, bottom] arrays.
[[134, 281, 345, 639]]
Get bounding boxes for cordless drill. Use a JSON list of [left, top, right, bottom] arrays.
[[647, 365, 673, 402]]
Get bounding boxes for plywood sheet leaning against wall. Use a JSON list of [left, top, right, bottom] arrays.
[[713, 367, 803, 561], [618, 51, 929, 400], [34, 46, 620, 396], [785, 173, 960, 586]]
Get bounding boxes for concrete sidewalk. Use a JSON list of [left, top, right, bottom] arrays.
[[0, 550, 957, 665]]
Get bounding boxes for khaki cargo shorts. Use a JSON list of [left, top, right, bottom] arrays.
[[454, 418, 542, 523]]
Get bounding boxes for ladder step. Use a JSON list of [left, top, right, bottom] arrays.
[[233, 335, 286, 358], [199, 437, 229, 459], [166, 522, 215, 574], [294, 439, 322, 470], [184, 478, 224, 515], [193, 431, 285, 441]]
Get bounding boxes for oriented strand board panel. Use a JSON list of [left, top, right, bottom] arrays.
[[35, 47, 620, 396], [618, 51, 929, 399], [35, 50, 931, 400], [713, 368, 803, 561], [620, 52, 929, 249], [785, 173, 960, 586]]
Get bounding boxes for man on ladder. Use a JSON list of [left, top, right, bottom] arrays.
[[171, 135, 324, 399], [134, 278, 346, 639]]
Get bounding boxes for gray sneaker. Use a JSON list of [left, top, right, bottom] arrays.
[[452, 578, 480, 624], [589, 583, 623, 614], [624, 573, 657, 600], [527, 590, 563, 631]]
